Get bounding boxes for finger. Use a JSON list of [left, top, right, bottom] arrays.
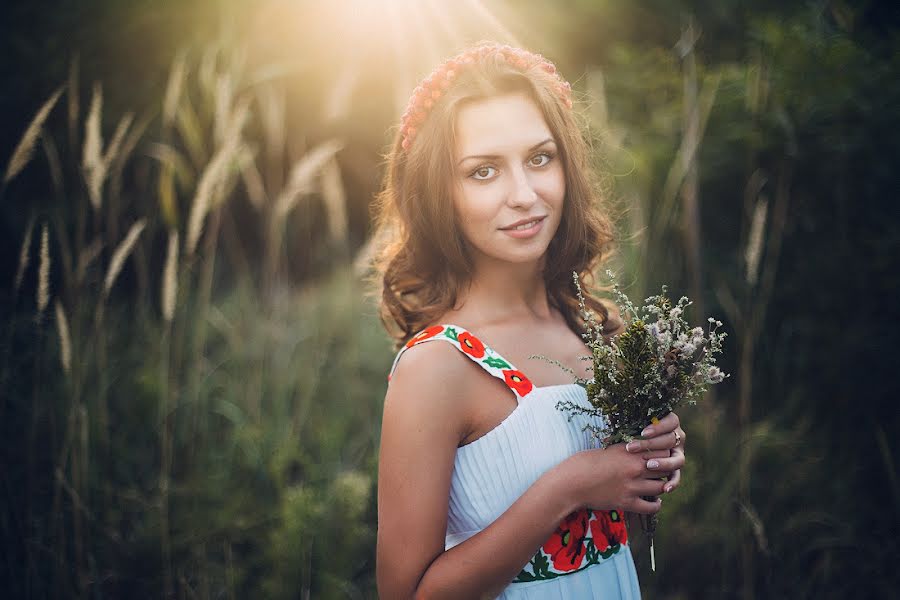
[[663, 469, 682, 493], [642, 449, 670, 460], [626, 430, 685, 453], [645, 455, 685, 473], [672, 427, 686, 449], [628, 496, 663, 515], [640, 412, 680, 437], [633, 479, 668, 496]]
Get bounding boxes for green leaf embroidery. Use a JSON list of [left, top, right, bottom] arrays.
[[512, 542, 619, 584], [585, 539, 599, 562], [444, 327, 458, 341], [599, 543, 621, 560], [483, 356, 511, 369], [533, 552, 550, 577], [513, 570, 536, 583]]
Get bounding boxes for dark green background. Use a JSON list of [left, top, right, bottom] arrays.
[[2, 0, 898, 598]]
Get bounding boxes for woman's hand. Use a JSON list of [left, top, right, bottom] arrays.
[[563, 441, 680, 515], [623, 411, 686, 494]]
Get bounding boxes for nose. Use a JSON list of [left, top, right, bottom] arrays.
[[507, 165, 538, 209]]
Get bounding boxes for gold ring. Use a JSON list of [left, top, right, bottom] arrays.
[[673, 430, 682, 447]]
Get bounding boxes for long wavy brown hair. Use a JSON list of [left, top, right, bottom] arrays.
[[371, 42, 621, 349]]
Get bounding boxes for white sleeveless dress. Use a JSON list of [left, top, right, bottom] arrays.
[[390, 324, 642, 599]]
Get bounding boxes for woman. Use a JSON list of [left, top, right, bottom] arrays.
[[373, 42, 686, 599]]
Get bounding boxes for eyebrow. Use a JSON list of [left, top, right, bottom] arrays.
[[457, 137, 556, 167]]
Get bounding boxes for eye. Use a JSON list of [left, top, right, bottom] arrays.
[[470, 165, 497, 181], [529, 152, 553, 167]]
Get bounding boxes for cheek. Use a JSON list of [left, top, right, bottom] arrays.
[[539, 166, 566, 205], [454, 186, 499, 226]]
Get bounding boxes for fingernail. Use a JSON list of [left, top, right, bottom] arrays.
[[626, 441, 641, 452], [642, 427, 655, 436], [647, 460, 660, 469], [664, 484, 673, 493]]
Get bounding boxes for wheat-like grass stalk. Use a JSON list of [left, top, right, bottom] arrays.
[[162, 50, 188, 128], [320, 157, 348, 243], [654, 71, 721, 233], [3, 86, 63, 185], [744, 197, 768, 285], [162, 231, 179, 322], [214, 73, 233, 146], [274, 139, 343, 219], [147, 142, 193, 187], [54, 300, 72, 375], [37, 223, 50, 318], [103, 219, 146, 296], [41, 134, 64, 196], [149, 143, 190, 229], [108, 113, 150, 207], [14, 215, 35, 294], [82, 83, 104, 210], [186, 101, 249, 255], [174, 95, 205, 169], [101, 112, 133, 169], [239, 147, 266, 210], [187, 148, 230, 256], [83, 93, 134, 218], [76, 237, 104, 285], [82, 82, 102, 173]]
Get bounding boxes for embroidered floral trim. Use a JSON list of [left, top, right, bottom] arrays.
[[512, 508, 628, 583], [405, 325, 445, 348], [457, 331, 486, 359], [502, 369, 534, 397], [391, 324, 534, 398]]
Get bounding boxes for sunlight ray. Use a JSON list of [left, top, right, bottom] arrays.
[[426, 0, 469, 52], [385, 0, 417, 119], [405, 0, 447, 76], [466, 0, 522, 47]]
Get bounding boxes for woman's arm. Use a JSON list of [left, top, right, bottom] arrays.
[[376, 342, 682, 599]]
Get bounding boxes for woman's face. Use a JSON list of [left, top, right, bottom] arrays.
[[451, 91, 565, 270]]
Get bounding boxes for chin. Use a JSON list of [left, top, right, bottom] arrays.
[[490, 244, 554, 266]]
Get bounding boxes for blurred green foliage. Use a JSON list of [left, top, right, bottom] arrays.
[[1, 0, 898, 598]]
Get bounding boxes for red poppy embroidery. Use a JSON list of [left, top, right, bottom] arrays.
[[590, 509, 628, 551], [457, 332, 486, 358], [405, 325, 445, 348], [502, 369, 533, 396], [542, 509, 590, 572]]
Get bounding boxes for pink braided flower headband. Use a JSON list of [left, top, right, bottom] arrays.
[[399, 43, 573, 152]]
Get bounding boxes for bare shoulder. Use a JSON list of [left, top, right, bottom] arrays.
[[378, 341, 476, 596], [384, 340, 475, 442]]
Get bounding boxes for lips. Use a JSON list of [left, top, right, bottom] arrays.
[[499, 216, 546, 231]]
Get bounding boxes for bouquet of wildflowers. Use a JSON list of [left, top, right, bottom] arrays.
[[554, 270, 728, 570]]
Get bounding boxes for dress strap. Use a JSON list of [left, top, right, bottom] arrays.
[[388, 324, 535, 399]]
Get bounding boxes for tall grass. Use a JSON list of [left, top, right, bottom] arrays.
[[1, 39, 374, 598]]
